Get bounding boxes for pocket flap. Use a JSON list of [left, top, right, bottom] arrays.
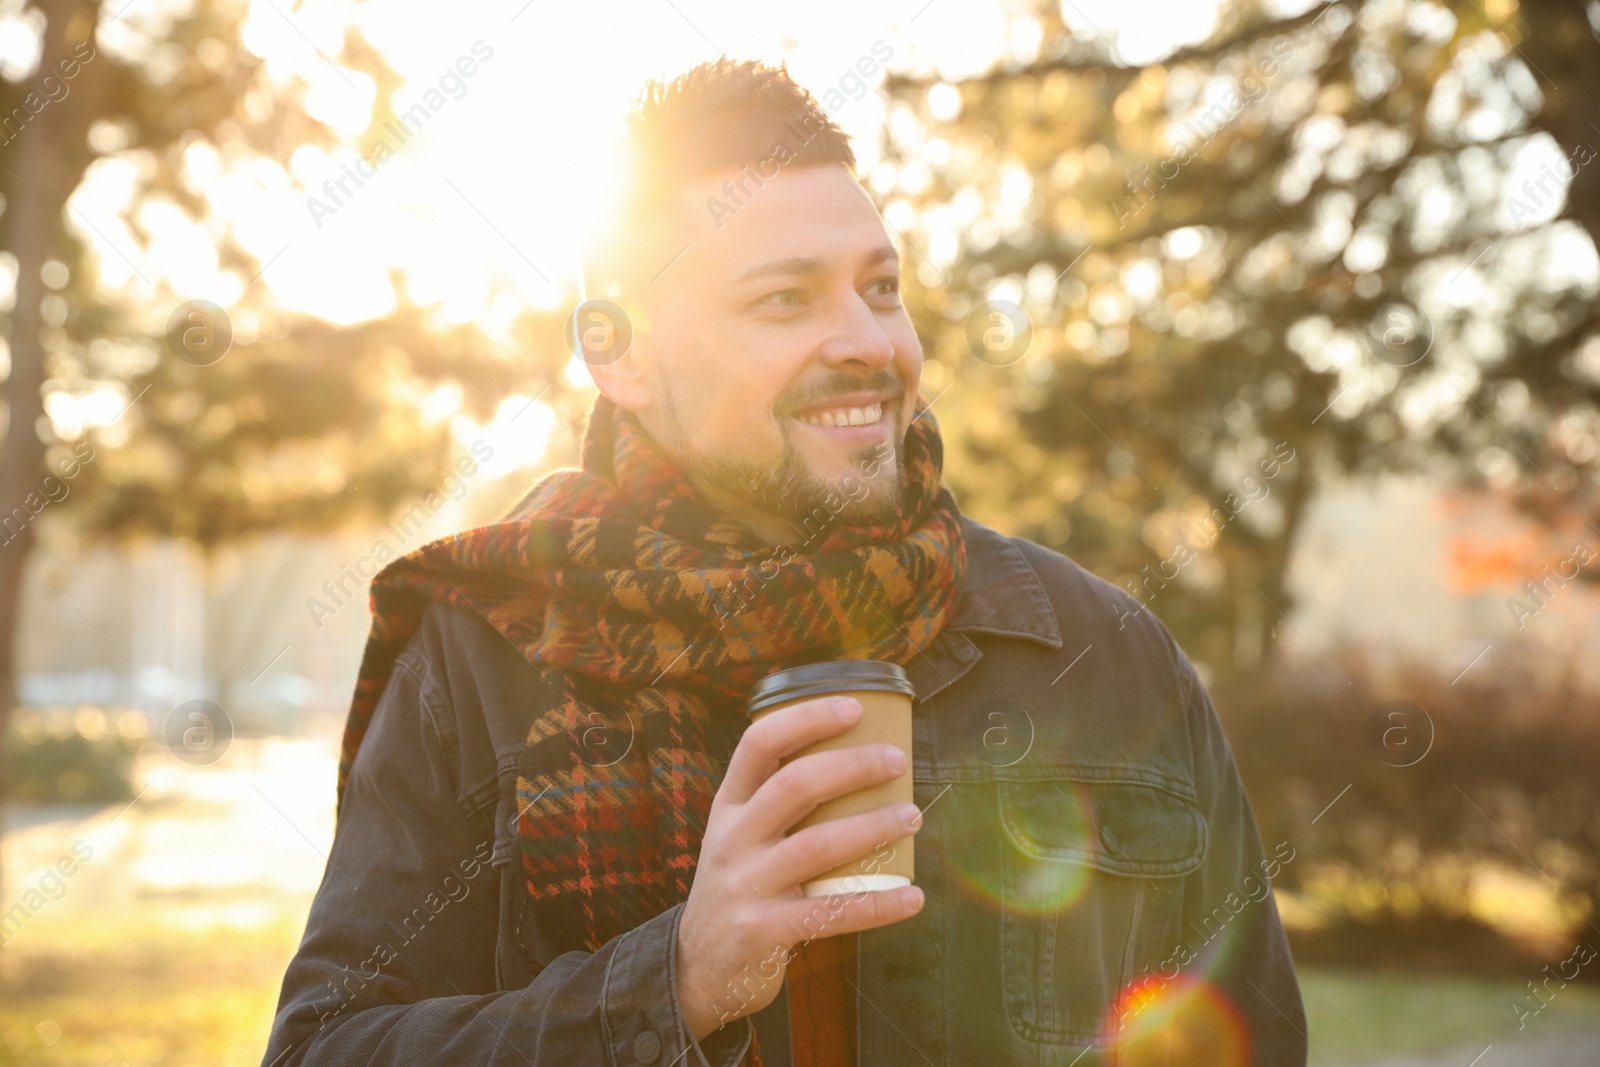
[[998, 780, 1206, 877]]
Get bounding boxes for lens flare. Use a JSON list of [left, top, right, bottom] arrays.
[[1103, 973, 1251, 1065], [942, 779, 1102, 914]]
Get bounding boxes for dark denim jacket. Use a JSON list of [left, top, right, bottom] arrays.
[[262, 516, 1308, 1066]]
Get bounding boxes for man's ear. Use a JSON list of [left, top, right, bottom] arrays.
[[583, 305, 653, 413]]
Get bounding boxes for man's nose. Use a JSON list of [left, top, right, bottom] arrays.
[[816, 293, 895, 370]]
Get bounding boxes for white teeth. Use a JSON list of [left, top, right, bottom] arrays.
[[797, 402, 882, 428]]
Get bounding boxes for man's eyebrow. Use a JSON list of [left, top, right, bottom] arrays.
[[732, 256, 824, 285], [863, 244, 900, 270], [731, 245, 900, 285]]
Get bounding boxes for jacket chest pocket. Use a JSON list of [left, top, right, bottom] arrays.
[[998, 778, 1206, 1046]]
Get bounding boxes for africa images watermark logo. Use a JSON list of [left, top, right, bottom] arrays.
[[1112, 37, 1294, 229], [711, 440, 895, 630], [1504, 536, 1596, 631], [702, 40, 894, 229], [312, 839, 495, 1028], [0, 36, 96, 149], [0, 840, 94, 947], [305, 40, 495, 229], [1505, 140, 1596, 229], [305, 438, 494, 628], [1114, 442, 1298, 629], [0, 441, 96, 549]]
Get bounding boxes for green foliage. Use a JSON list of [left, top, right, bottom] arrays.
[[5, 708, 139, 802], [1, 1, 577, 547], [70, 305, 569, 545], [1299, 966, 1600, 1059], [1213, 653, 1600, 921], [881, 0, 1600, 666]]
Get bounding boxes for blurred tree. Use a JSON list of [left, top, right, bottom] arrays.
[[0, 0, 566, 905], [880, 0, 1600, 670]]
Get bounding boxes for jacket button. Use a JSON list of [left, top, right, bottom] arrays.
[[632, 1030, 662, 1064]]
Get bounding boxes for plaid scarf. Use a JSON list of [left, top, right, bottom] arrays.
[[336, 391, 965, 1051]]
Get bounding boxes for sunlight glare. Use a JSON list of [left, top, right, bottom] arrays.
[[68, 0, 1232, 333]]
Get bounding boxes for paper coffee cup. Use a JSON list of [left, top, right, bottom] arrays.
[[747, 660, 915, 898]]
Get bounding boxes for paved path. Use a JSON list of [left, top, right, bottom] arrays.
[[2, 736, 334, 942]]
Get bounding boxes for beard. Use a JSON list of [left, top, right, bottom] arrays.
[[650, 366, 913, 535], [687, 427, 907, 530]]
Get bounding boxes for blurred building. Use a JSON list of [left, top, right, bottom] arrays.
[[16, 534, 375, 741]]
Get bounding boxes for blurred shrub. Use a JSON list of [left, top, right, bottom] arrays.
[[1212, 654, 1600, 932], [6, 706, 144, 803]]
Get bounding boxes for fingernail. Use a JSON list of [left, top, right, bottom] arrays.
[[883, 745, 907, 773], [900, 803, 922, 828], [903, 886, 924, 911], [833, 697, 861, 723]]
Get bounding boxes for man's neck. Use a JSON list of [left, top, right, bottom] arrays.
[[690, 477, 801, 548]]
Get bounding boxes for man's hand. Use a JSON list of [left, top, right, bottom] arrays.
[[675, 695, 924, 1040]]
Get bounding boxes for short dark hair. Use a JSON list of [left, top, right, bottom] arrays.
[[582, 59, 856, 303]]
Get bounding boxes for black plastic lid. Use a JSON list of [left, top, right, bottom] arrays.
[[746, 660, 914, 716]]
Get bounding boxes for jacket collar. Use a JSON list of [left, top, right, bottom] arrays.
[[901, 516, 1062, 704], [946, 516, 1062, 648]]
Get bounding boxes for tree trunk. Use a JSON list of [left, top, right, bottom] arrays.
[[0, 0, 97, 918], [1255, 436, 1317, 666], [1518, 1, 1600, 256]]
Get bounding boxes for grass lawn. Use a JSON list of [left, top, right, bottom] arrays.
[[6, 745, 1597, 1065], [0, 911, 301, 1067], [1300, 964, 1600, 1061], [1, 739, 337, 1067], [8, 928, 1600, 1065]]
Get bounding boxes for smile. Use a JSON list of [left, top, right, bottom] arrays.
[[794, 401, 884, 428]]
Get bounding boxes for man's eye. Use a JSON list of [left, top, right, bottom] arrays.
[[868, 277, 901, 299], [759, 288, 807, 307]]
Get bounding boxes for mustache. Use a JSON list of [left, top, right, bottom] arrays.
[[781, 372, 905, 413]]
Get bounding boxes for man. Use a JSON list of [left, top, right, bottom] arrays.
[[262, 59, 1307, 1066]]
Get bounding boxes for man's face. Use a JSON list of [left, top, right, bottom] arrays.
[[605, 164, 922, 536]]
